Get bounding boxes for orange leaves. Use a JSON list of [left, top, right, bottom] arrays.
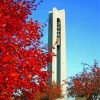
[[32, 82, 63, 100], [10, 72, 19, 78], [27, 74, 32, 79], [74, 79, 81, 87]]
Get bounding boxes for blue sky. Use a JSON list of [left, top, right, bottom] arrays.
[[32, 0, 100, 78]]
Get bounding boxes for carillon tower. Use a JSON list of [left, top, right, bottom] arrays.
[[48, 8, 66, 99]]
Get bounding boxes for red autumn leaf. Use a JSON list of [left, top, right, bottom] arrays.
[[67, 62, 100, 99], [3, 55, 11, 63], [0, 0, 52, 100]]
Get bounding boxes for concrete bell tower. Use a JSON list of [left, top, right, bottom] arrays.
[[48, 8, 67, 99]]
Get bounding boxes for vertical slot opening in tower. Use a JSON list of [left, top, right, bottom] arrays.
[[57, 18, 61, 85]]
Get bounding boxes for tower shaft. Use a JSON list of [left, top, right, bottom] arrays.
[[48, 8, 66, 99]]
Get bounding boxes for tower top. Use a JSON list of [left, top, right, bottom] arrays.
[[53, 7, 57, 11], [49, 8, 65, 13]]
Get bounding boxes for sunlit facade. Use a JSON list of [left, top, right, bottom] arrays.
[[48, 8, 66, 100]]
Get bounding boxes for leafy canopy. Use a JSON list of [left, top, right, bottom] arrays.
[[0, 0, 52, 99]]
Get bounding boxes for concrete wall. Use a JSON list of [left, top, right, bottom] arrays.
[[48, 8, 67, 100]]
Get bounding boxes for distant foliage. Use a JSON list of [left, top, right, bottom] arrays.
[[0, 0, 52, 99], [33, 82, 63, 100], [67, 61, 100, 100], [14, 82, 63, 100]]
